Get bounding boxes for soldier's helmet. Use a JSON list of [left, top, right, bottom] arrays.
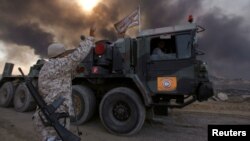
[[48, 43, 66, 58]]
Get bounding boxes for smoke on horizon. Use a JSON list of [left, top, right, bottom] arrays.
[[0, 0, 249, 79]]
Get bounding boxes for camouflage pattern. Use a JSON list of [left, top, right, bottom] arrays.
[[33, 36, 94, 141]]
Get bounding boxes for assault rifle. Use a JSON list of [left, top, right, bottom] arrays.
[[18, 68, 81, 141]]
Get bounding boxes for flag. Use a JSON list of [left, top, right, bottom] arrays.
[[114, 8, 140, 34]]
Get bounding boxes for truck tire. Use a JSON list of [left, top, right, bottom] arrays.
[[99, 87, 145, 135], [13, 83, 36, 112], [71, 85, 96, 125], [0, 82, 15, 107]]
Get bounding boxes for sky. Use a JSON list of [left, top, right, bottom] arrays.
[[0, 0, 249, 79]]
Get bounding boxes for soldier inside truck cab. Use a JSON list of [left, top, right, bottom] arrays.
[[152, 40, 166, 56], [151, 37, 177, 60]]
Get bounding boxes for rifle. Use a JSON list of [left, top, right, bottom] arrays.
[[18, 67, 81, 141]]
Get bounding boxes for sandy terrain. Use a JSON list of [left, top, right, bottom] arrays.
[[0, 100, 249, 141]]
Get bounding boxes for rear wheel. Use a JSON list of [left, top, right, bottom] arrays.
[[71, 85, 96, 125], [0, 82, 15, 107], [13, 83, 36, 112], [99, 87, 145, 135]]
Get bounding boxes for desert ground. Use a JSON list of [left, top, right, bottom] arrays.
[[0, 97, 249, 141]]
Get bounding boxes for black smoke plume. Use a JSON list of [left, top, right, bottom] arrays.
[[198, 9, 250, 79], [0, 0, 249, 79]]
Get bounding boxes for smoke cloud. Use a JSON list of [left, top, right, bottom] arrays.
[[0, 0, 249, 79], [198, 8, 250, 79]]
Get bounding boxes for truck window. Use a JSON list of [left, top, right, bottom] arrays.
[[175, 34, 192, 59], [150, 36, 177, 60]]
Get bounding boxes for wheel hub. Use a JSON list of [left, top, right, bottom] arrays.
[[112, 101, 131, 121]]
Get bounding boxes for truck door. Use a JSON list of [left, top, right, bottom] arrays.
[[146, 33, 196, 95]]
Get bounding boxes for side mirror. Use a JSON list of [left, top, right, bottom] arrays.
[[197, 25, 206, 33]]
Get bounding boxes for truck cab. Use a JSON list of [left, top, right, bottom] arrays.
[[132, 23, 213, 115]]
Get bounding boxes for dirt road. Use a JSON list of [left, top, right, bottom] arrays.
[[0, 101, 249, 141]]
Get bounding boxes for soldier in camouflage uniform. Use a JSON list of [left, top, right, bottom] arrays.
[[33, 28, 95, 141]]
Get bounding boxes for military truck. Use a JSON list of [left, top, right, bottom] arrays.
[[0, 23, 213, 135]]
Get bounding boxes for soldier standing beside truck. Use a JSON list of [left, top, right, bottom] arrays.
[[33, 28, 95, 141]]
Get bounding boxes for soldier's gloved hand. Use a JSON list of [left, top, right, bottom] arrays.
[[79, 27, 95, 48]]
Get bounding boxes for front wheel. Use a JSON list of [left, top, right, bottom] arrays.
[[99, 87, 145, 135]]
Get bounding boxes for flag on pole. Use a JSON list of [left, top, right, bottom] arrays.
[[114, 8, 140, 34]]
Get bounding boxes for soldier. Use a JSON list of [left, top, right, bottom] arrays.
[[33, 27, 96, 141], [152, 40, 166, 56]]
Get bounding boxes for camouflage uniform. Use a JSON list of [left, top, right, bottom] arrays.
[[33, 37, 95, 141]]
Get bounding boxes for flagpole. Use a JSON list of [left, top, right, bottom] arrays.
[[139, 0, 141, 33]]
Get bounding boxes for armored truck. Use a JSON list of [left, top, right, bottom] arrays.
[[0, 23, 213, 135]]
